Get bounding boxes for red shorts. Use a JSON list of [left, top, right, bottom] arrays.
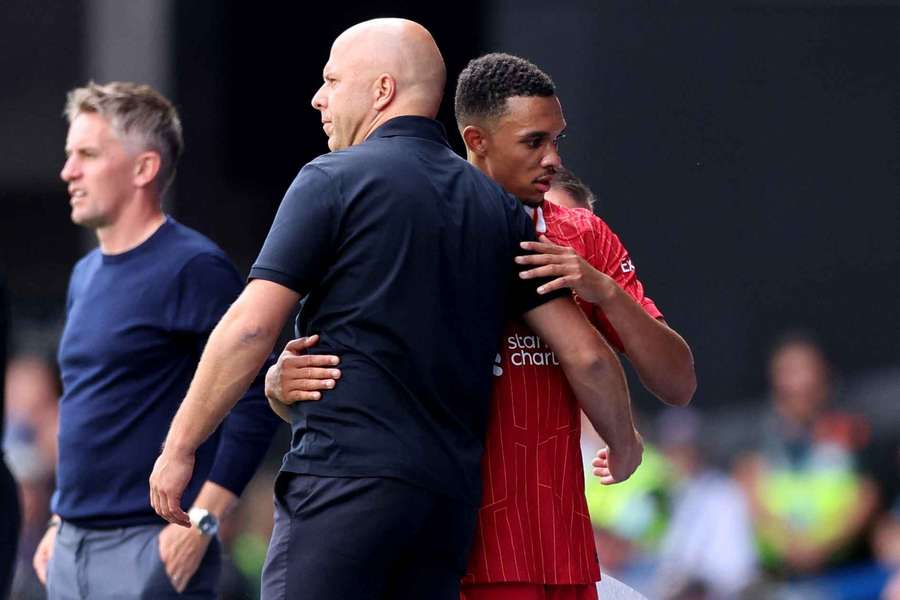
[[460, 583, 598, 600]]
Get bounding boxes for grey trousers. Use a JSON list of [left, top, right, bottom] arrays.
[[47, 521, 221, 600]]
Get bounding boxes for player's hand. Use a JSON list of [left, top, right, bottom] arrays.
[[149, 448, 195, 528], [33, 522, 58, 585], [517, 235, 618, 305], [592, 430, 643, 484], [158, 522, 211, 592], [266, 335, 341, 404]]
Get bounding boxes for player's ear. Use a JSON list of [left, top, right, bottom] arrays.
[[372, 73, 396, 111], [462, 125, 489, 157], [133, 151, 161, 189]]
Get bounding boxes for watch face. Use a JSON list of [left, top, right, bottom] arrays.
[[199, 514, 219, 536], [189, 508, 219, 536]]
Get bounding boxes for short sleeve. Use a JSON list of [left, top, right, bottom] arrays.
[[170, 252, 243, 334], [506, 197, 568, 315], [583, 216, 662, 352], [588, 216, 663, 321], [249, 164, 341, 295]]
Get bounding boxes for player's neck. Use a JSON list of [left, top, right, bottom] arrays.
[[96, 197, 166, 255], [467, 153, 488, 176]]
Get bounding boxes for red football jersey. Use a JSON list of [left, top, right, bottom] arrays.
[[463, 201, 662, 585]]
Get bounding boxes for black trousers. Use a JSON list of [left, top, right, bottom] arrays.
[[0, 458, 21, 600], [261, 472, 477, 600]]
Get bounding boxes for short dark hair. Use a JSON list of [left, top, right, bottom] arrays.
[[552, 166, 596, 211], [454, 53, 555, 126]]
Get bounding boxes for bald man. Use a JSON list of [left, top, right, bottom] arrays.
[[149, 19, 640, 600]]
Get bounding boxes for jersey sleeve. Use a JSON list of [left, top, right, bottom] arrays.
[[169, 252, 243, 335], [506, 196, 568, 314], [585, 216, 663, 352], [249, 164, 341, 295]]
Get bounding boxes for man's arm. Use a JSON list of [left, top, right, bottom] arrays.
[[523, 296, 642, 482], [518, 236, 696, 406], [150, 279, 300, 526]]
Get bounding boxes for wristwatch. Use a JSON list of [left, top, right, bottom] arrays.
[[187, 507, 219, 537]]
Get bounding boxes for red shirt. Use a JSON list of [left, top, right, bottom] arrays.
[[463, 202, 662, 585]]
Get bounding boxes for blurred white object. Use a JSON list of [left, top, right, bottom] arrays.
[[598, 573, 649, 599], [654, 471, 757, 599]]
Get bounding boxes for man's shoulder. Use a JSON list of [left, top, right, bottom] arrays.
[[70, 247, 102, 279], [303, 142, 511, 204], [298, 149, 368, 187], [164, 219, 230, 263], [306, 136, 447, 173]]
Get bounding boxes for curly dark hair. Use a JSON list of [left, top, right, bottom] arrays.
[[454, 53, 555, 126]]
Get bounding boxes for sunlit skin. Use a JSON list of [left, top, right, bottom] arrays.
[[61, 112, 139, 229], [310, 36, 381, 151], [60, 111, 165, 255], [464, 95, 566, 206]]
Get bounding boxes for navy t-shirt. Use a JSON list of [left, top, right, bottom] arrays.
[[250, 116, 561, 503], [54, 218, 280, 528]]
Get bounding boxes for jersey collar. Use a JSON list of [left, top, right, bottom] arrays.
[[522, 204, 547, 234]]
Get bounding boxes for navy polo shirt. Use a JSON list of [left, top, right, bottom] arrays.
[[250, 116, 561, 503]]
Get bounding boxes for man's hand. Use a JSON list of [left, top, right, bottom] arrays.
[[517, 235, 618, 304], [266, 335, 341, 404], [591, 430, 644, 484], [149, 448, 195, 527], [33, 523, 57, 585], [158, 522, 211, 593]]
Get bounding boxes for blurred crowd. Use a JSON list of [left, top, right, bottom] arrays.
[[585, 333, 900, 600], [4, 331, 900, 600]]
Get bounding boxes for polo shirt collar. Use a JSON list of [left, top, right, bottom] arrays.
[[367, 115, 450, 147]]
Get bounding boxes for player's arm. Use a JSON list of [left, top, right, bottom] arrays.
[[150, 278, 300, 526], [523, 296, 642, 483], [518, 236, 696, 406], [265, 335, 342, 423]]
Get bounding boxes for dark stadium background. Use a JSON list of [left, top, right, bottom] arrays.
[[2, 0, 899, 414]]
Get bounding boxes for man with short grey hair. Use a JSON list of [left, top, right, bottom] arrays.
[[33, 81, 279, 599]]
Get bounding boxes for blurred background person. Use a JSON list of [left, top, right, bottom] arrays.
[[3, 354, 59, 600], [862, 433, 900, 599], [733, 333, 879, 589], [1, 277, 22, 600], [582, 411, 673, 596], [35, 80, 279, 600], [652, 408, 758, 600]]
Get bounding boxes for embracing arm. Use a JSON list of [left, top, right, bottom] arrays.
[[150, 279, 300, 526], [523, 296, 642, 482], [265, 335, 342, 423], [519, 237, 695, 406], [592, 287, 695, 406]]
